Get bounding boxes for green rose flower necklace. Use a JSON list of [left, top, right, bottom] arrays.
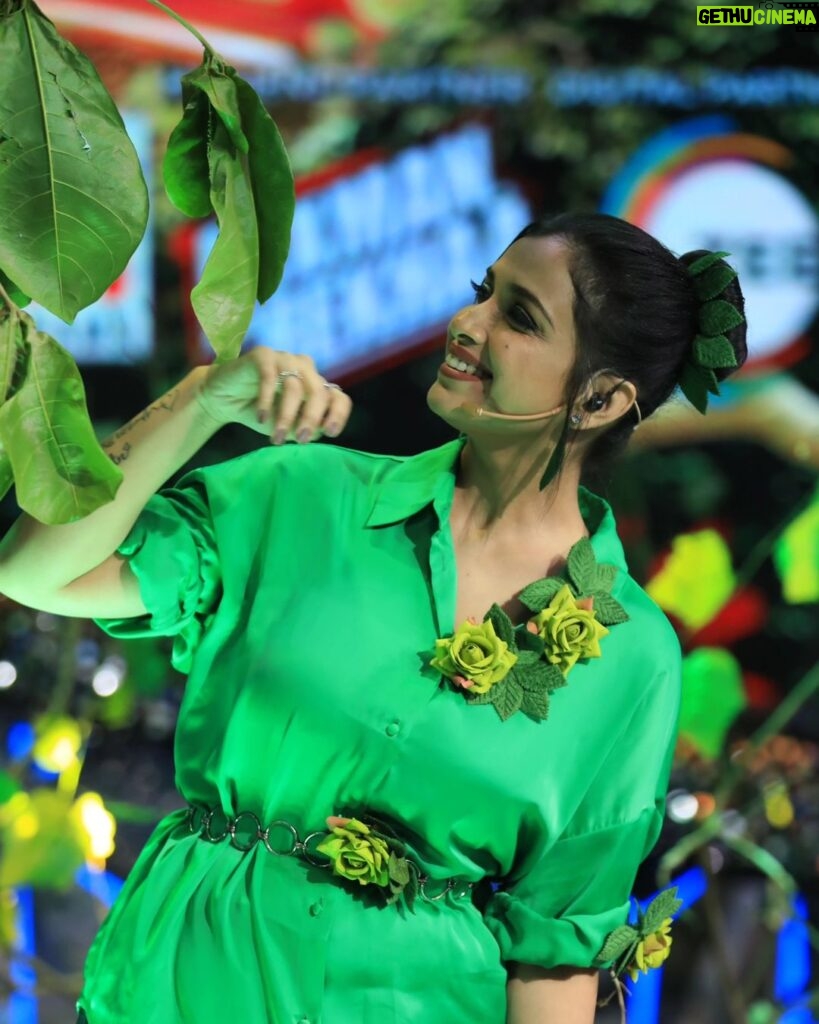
[[429, 536, 629, 722]]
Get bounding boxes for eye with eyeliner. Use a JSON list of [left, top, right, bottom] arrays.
[[469, 278, 538, 333]]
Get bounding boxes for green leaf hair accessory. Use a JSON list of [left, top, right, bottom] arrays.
[[594, 886, 683, 1011], [429, 537, 628, 722], [679, 251, 744, 415]]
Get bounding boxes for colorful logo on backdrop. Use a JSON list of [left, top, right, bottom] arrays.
[[601, 114, 818, 376], [187, 123, 531, 379]]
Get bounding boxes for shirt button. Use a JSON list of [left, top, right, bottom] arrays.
[[385, 719, 401, 737], [309, 901, 323, 917]]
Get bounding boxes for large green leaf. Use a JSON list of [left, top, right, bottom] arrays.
[[0, 311, 122, 524], [0, 0, 148, 322], [234, 75, 294, 302], [190, 113, 259, 361]]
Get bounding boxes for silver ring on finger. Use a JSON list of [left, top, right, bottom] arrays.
[[323, 382, 343, 392], [277, 370, 303, 382]]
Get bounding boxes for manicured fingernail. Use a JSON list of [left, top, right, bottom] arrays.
[[274, 428, 286, 445], [325, 422, 339, 437], [296, 428, 310, 444]]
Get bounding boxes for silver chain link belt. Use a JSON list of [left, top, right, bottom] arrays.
[[183, 805, 476, 904]]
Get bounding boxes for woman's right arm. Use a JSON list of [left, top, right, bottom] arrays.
[[0, 364, 221, 617], [0, 348, 351, 618]]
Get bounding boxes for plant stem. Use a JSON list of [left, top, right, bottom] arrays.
[[143, 0, 214, 56], [697, 849, 748, 1024]]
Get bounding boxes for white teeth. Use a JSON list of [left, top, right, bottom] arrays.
[[445, 353, 485, 376]]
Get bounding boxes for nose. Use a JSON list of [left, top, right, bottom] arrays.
[[448, 304, 486, 345]]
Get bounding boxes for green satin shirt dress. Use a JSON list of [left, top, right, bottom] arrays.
[[77, 433, 682, 1024]]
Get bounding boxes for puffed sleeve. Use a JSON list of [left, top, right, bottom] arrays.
[[481, 659, 681, 970], [92, 468, 220, 675]]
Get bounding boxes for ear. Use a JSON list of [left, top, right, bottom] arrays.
[[573, 374, 639, 431]]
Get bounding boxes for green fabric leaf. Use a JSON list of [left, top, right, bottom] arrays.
[[190, 111, 258, 361], [567, 537, 596, 593], [698, 298, 745, 336], [491, 677, 524, 721], [486, 602, 515, 646], [592, 563, 618, 593], [520, 686, 550, 721], [163, 87, 212, 218], [0, 269, 30, 308], [588, 592, 629, 625], [509, 661, 546, 693], [514, 648, 541, 666], [693, 334, 738, 369], [233, 74, 294, 303], [0, 312, 122, 524], [678, 361, 709, 414], [388, 852, 410, 886], [464, 687, 494, 705], [641, 887, 683, 934], [594, 924, 640, 963], [519, 576, 564, 611], [0, 436, 13, 505], [540, 662, 567, 692], [0, 1, 148, 321], [513, 624, 545, 657], [692, 262, 738, 302], [704, 366, 721, 396], [687, 250, 730, 276]]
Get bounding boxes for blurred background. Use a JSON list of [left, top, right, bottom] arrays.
[[0, 1, 817, 1021]]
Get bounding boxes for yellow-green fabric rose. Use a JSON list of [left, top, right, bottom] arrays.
[[626, 917, 673, 982], [430, 616, 518, 695], [315, 816, 391, 887], [528, 584, 609, 676]]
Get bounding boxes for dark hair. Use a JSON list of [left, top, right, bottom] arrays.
[[512, 212, 748, 487]]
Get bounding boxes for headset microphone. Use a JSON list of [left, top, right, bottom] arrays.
[[455, 401, 566, 421]]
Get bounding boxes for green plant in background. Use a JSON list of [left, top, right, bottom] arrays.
[[0, 0, 294, 524]]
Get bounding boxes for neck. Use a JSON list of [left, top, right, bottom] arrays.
[[451, 436, 588, 546]]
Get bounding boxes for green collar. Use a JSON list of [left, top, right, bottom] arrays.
[[364, 434, 629, 573]]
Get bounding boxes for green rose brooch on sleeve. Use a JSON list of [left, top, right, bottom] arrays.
[[430, 537, 629, 722]]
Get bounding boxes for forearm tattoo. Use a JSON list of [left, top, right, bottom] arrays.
[[101, 389, 181, 465]]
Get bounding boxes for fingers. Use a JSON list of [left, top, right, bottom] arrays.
[[254, 350, 351, 444]]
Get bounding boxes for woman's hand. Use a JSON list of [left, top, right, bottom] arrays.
[[194, 348, 353, 445]]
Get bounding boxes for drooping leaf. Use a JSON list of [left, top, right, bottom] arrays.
[[233, 74, 294, 302], [183, 58, 249, 155], [163, 86, 213, 218], [190, 113, 259, 361], [0, 312, 122, 524], [0, 1, 148, 321], [678, 361, 709, 414], [0, 269, 29, 308]]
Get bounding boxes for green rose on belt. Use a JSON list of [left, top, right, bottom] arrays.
[[315, 816, 390, 887], [526, 584, 609, 676], [429, 616, 518, 694]]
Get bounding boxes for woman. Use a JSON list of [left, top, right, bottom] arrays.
[[0, 212, 746, 1024]]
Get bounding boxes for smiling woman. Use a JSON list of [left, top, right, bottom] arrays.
[[0, 213, 746, 1024]]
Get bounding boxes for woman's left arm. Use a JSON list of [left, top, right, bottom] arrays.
[[506, 963, 599, 1024]]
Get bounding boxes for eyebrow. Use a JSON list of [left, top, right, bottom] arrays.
[[486, 267, 555, 330]]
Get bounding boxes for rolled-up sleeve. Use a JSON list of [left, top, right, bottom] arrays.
[[92, 470, 221, 675], [482, 656, 681, 971]]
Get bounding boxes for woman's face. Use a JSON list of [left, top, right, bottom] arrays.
[[427, 234, 579, 432]]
